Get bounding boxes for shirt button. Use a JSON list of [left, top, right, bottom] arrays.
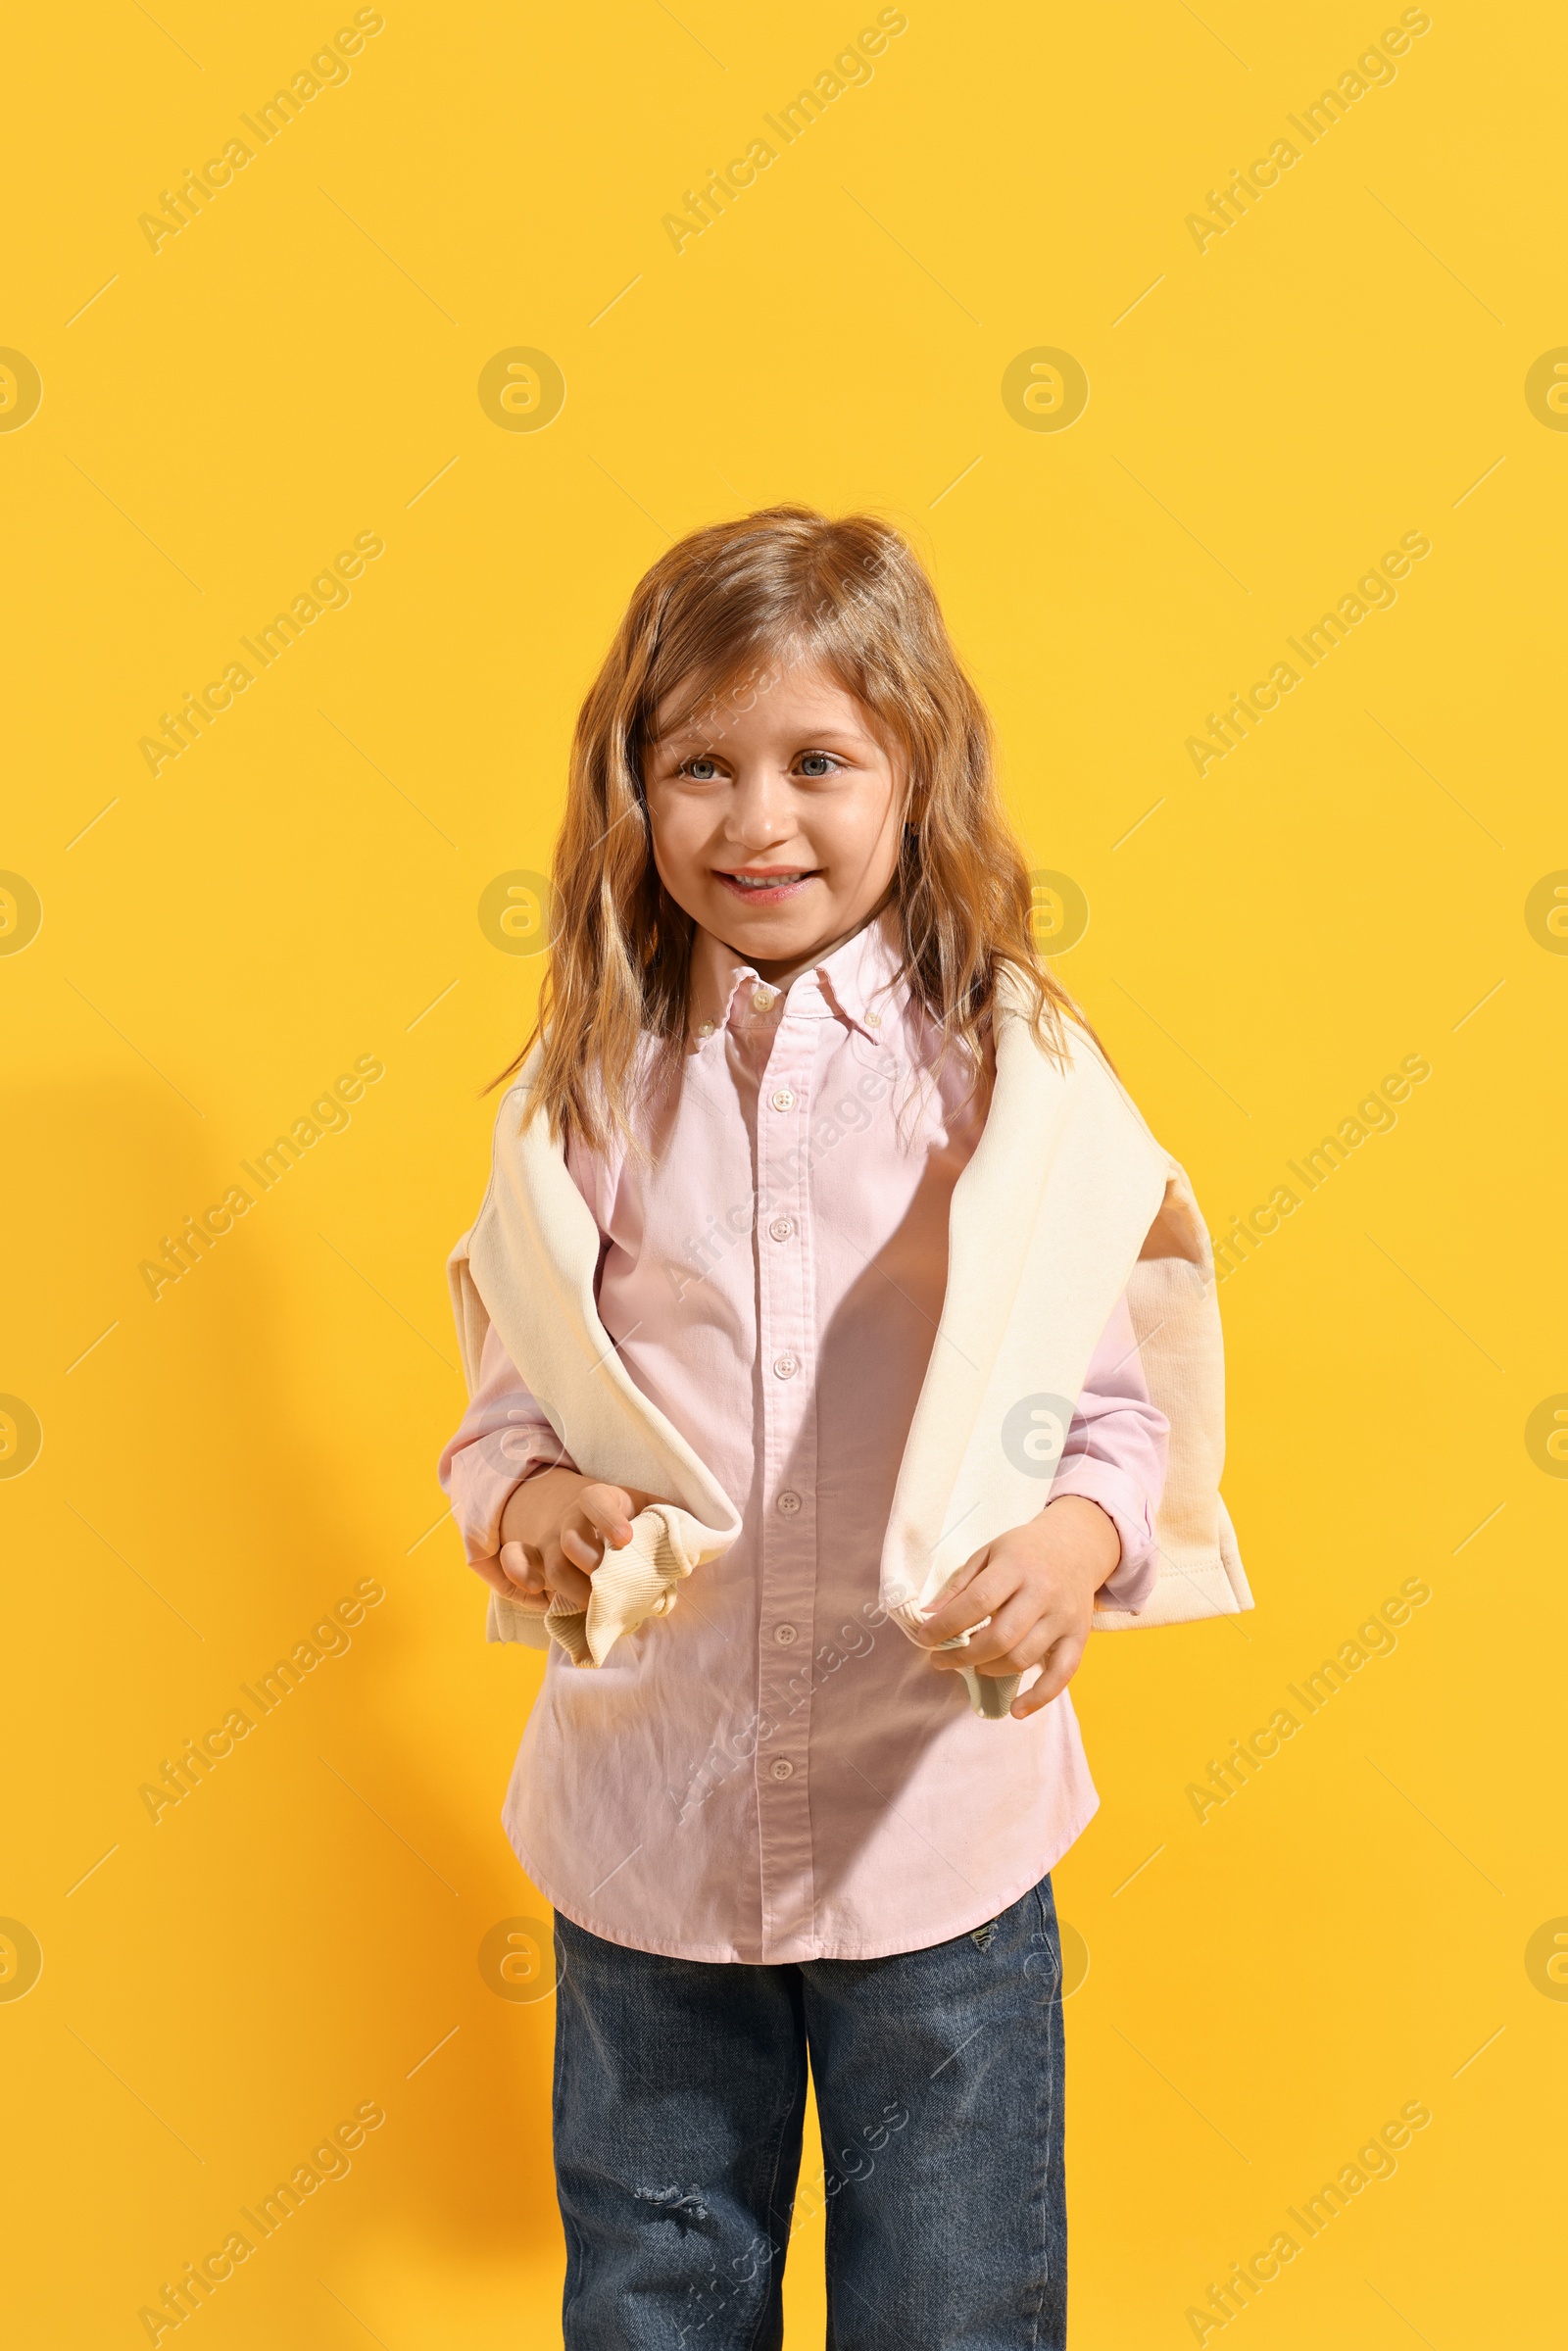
[[752, 985, 777, 1012], [772, 1355, 798, 1380], [696, 1020, 715, 1038], [769, 1757, 795, 1781], [864, 1010, 881, 1028], [770, 1088, 796, 1111], [775, 1490, 802, 1515], [772, 1623, 798, 1645], [768, 1216, 794, 1242]]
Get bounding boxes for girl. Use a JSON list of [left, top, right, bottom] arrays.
[[440, 508, 1249, 2348]]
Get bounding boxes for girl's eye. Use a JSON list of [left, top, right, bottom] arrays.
[[798, 752, 838, 778], [681, 756, 720, 780]]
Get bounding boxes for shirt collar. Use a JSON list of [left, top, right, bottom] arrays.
[[687, 908, 906, 1044]]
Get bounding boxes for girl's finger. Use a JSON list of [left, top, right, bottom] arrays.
[[544, 1548, 594, 1613], [579, 1486, 637, 1546], [560, 1522, 605, 1571], [499, 1540, 545, 1595], [919, 1563, 1015, 1646], [908, 1549, 991, 1645], [932, 1543, 995, 1607], [1009, 1632, 1088, 1718], [946, 1598, 1062, 1671]]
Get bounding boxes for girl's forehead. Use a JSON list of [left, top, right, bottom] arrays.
[[651, 657, 867, 744]]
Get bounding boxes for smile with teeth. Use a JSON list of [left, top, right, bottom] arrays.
[[710, 864, 822, 898]]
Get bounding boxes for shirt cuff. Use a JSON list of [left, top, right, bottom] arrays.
[[1047, 1457, 1161, 1613], [446, 1425, 577, 1565]]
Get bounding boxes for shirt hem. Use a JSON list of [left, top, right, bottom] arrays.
[[503, 1789, 1102, 1965]]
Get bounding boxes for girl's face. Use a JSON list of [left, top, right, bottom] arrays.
[[644, 657, 905, 986]]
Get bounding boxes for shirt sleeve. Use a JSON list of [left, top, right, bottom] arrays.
[[437, 1318, 579, 1565], [1048, 1289, 1169, 1611]]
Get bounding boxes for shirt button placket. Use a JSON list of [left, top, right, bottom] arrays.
[[755, 1003, 813, 1944]]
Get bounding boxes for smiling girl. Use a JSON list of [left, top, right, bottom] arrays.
[[440, 507, 1249, 2348]]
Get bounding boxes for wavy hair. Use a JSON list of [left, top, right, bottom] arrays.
[[501, 505, 1093, 1146]]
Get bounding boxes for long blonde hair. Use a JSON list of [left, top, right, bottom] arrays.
[[503, 505, 1091, 1146]]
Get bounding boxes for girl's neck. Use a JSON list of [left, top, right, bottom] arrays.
[[698, 902, 892, 995]]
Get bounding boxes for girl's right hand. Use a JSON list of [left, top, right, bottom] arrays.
[[470, 1467, 671, 1614]]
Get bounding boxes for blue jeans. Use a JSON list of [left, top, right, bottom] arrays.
[[552, 1875, 1066, 2349]]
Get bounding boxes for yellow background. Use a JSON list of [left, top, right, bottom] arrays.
[[4, 0, 1564, 2342]]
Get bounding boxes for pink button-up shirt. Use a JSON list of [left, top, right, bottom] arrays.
[[440, 916, 1168, 1962]]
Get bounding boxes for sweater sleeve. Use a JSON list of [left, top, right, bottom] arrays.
[[437, 1317, 580, 1566], [438, 1119, 613, 1566], [1048, 1289, 1170, 1612]]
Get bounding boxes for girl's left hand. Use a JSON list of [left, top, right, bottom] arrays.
[[915, 1496, 1121, 1720]]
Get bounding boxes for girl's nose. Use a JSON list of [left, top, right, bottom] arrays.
[[724, 773, 796, 848]]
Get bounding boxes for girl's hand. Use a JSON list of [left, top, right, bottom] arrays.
[[915, 1496, 1121, 1720], [469, 1468, 672, 1614]]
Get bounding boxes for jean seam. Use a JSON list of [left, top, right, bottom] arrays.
[[1029, 1881, 1062, 2351], [742, 1998, 807, 2351], [554, 1927, 586, 2339], [822, 2150, 850, 2351]]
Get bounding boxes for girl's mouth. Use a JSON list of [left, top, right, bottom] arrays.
[[712, 868, 819, 906]]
